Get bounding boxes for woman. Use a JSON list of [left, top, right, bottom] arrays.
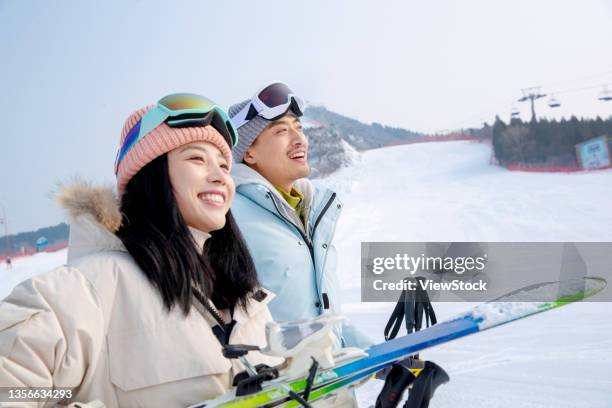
[[0, 94, 281, 407]]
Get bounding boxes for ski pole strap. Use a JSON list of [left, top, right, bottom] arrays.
[[384, 295, 407, 340], [384, 277, 437, 341], [412, 279, 437, 331]]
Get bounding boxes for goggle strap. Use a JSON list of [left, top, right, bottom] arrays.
[[246, 104, 260, 121], [231, 102, 257, 129], [115, 118, 143, 173], [140, 108, 170, 138]]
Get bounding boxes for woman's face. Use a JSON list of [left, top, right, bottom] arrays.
[[167, 141, 235, 233]]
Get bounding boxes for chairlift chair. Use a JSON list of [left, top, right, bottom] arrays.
[[548, 95, 561, 108], [598, 87, 612, 102]]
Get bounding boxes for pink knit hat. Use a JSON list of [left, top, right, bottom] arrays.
[[116, 105, 233, 194]]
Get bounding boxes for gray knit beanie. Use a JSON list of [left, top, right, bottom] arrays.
[[228, 100, 271, 163]]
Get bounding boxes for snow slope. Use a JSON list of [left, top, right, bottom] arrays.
[[2, 140, 611, 406], [320, 141, 612, 407], [0, 251, 67, 299]]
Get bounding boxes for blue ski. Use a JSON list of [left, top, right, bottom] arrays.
[[193, 277, 607, 407]]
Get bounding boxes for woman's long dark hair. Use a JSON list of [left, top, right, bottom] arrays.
[[116, 154, 259, 315]]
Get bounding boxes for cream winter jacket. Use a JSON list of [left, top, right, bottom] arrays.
[[0, 184, 282, 407]]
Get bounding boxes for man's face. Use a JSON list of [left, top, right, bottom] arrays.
[[244, 113, 310, 190]]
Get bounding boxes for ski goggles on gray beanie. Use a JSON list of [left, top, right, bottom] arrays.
[[228, 82, 306, 163]]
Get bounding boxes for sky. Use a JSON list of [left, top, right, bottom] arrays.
[[1, 0, 612, 234]]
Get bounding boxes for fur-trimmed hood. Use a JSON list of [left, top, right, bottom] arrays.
[[56, 182, 125, 263]]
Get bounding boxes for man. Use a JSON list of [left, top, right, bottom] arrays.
[[228, 82, 371, 349]]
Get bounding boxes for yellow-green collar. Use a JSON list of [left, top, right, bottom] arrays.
[[275, 185, 304, 210]]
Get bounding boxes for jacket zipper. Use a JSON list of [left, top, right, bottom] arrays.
[[311, 192, 337, 234], [268, 190, 337, 309], [268, 190, 336, 258], [268, 191, 312, 253]]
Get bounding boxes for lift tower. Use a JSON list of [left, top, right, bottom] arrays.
[[518, 87, 546, 121]]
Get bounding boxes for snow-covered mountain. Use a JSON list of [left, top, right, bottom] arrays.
[[306, 125, 360, 178], [304, 106, 422, 177], [305, 106, 422, 150]]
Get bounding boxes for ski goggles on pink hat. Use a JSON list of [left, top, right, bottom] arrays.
[[115, 93, 238, 173], [231, 82, 307, 129]]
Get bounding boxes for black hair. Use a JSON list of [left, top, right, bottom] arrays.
[[115, 154, 259, 315]]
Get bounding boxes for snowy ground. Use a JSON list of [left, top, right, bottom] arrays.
[[2, 141, 612, 406], [321, 141, 612, 407]]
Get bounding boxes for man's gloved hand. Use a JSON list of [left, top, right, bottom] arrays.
[[375, 356, 425, 380], [375, 359, 449, 408]]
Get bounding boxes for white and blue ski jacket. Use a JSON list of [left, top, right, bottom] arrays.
[[231, 164, 372, 349]]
